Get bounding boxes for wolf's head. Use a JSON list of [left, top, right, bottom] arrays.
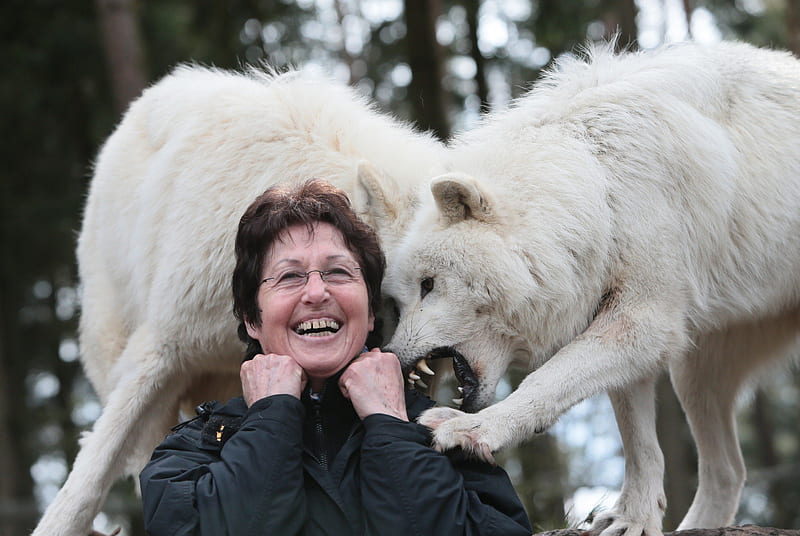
[[371, 171, 610, 413]]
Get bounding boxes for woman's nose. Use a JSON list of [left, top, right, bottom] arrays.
[[301, 271, 330, 300]]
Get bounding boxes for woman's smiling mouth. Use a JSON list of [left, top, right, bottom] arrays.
[[294, 318, 341, 336]]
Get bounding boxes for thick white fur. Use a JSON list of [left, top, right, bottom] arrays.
[[378, 41, 800, 535], [33, 66, 445, 536]]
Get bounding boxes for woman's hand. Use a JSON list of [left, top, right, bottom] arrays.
[[240, 353, 307, 406], [339, 348, 409, 421]]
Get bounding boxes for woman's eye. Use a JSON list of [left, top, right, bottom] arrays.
[[279, 272, 304, 282], [324, 268, 355, 284], [420, 277, 434, 299]]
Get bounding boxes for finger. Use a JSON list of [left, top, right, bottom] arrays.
[[241, 353, 262, 369], [338, 376, 351, 399], [239, 360, 254, 379]]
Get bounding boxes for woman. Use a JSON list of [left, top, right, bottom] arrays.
[[140, 179, 532, 535]]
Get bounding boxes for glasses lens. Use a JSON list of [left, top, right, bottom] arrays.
[[265, 265, 360, 292], [272, 271, 307, 291], [323, 266, 359, 284]]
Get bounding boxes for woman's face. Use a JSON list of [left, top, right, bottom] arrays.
[[246, 222, 374, 391]]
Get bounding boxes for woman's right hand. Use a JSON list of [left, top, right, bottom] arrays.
[[339, 348, 409, 421], [240, 353, 307, 406]]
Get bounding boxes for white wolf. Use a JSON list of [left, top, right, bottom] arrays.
[[33, 66, 444, 536], [370, 41, 800, 535]]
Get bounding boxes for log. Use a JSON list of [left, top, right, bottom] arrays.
[[534, 526, 800, 536]]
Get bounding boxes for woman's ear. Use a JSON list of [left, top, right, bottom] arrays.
[[245, 319, 260, 340]]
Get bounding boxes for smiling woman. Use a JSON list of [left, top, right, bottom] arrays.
[[245, 221, 375, 394], [137, 178, 533, 536]]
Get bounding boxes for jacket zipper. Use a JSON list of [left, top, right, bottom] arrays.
[[170, 400, 216, 431], [311, 396, 328, 470]]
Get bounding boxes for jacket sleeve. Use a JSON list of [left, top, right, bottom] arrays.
[[139, 395, 308, 536], [359, 414, 532, 536]]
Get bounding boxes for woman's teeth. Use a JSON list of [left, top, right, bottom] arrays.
[[295, 319, 340, 335]]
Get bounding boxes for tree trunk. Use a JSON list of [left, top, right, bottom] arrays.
[[788, 0, 800, 56], [504, 370, 566, 528], [464, 0, 489, 113], [656, 373, 694, 530], [515, 433, 566, 528], [683, 0, 694, 40], [751, 386, 799, 527], [606, 0, 639, 51], [334, 0, 358, 85], [95, 0, 148, 114], [0, 286, 37, 535], [752, 388, 778, 467], [403, 0, 450, 140]]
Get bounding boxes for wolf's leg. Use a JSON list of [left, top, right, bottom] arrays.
[[32, 325, 186, 536], [76, 259, 130, 404], [670, 333, 745, 529], [77, 387, 182, 501], [123, 391, 183, 496], [672, 314, 800, 529], [419, 284, 688, 455], [590, 376, 666, 536]]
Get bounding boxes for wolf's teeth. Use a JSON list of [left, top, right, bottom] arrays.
[[453, 398, 463, 406], [409, 372, 421, 381], [415, 379, 428, 389], [407, 377, 415, 385], [417, 359, 435, 376], [457, 386, 464, 393]]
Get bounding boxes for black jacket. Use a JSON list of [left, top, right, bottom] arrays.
[[140, 383, 532, 536]]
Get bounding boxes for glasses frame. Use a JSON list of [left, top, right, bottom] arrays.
[[259, 266, 362, 293]]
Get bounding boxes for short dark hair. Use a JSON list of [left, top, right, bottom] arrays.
[[232, 179, 386, 359]]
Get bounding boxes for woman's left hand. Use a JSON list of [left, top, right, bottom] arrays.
[[339, 348, 409, 421]]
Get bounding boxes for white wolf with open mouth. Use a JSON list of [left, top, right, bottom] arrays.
[[369, 41, 800, 535], [33, 66, 444, 536]]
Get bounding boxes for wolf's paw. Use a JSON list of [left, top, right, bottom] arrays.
[[588, 511, 663, 536], [417, 407, 505, 464], [417, 406, 466, 429]]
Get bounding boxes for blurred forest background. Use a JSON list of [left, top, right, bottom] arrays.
[[2, 0, 799, 535]]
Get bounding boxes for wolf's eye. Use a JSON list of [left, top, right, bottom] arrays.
[[420, 277, 434, 299]]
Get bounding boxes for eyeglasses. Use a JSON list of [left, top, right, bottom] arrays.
[[260, 264, 362, 293]]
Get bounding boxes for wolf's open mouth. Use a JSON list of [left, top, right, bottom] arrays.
[[406, 347, 479, 412]]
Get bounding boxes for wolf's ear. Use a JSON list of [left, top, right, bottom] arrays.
[[431, 173, 495, 224], [358, 160, 399, 229]]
